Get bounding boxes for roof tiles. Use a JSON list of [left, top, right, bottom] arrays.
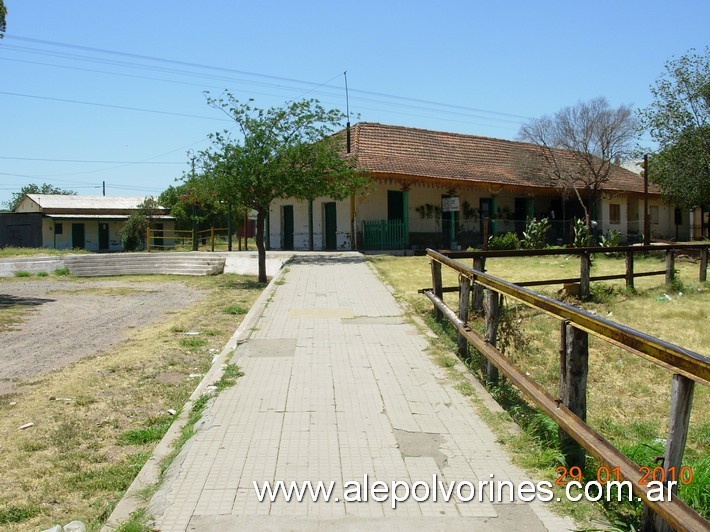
[[347, 123, 653, 194]]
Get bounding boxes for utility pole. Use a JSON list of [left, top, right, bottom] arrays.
[[102, 181, 106, 196], [191, 156, 198, 251], [643, 154, 650, 245]]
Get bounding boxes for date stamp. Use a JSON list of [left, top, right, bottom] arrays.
[[555, 465, 694, 486]]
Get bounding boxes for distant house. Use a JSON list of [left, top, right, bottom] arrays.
[[268, 122, 691, 250], [0, 195, 175, 251]]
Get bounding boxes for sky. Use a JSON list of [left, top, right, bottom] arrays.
[[1, 0, 708, 208]]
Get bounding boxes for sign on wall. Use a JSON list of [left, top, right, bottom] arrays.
[[441, 196, 460, 212]]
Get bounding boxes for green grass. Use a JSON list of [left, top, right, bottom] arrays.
[[13, 270, 32, 277], [223, 304, 248, 315], [368, 252, 710, 527], [178, 337, 209, 350], [118, 416, 175, 446], [0, 504, 41, 525]]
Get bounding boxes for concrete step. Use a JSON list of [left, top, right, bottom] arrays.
[[64, 253, 225, 277]]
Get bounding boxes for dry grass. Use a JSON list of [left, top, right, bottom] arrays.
[[368, 252, 709, 524], [0, 274, 263, 531], [0, 247, 89, 258]]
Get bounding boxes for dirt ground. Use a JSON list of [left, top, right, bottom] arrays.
[[0, 278, 207, 396]]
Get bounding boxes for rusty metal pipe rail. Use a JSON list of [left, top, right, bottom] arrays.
[[422, 288, 710, 531], [426, 249, 710, 386]]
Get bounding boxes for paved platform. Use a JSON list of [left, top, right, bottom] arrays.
[[146, 253, 575, 531]]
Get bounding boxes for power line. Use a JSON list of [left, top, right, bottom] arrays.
[[0, 90, 231, 121], [0, 156, 183, 164], [4, 34, 533, 123]]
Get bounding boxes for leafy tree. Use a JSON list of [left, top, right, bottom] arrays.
[[519, 97, 637, 224], [0, 0, 7, 38], [120, 197, 161, 251], [158, 183, 231, 231], [196, 94, 369, 282], [3, 183, 77, 212], [637, 47, 710, 209]]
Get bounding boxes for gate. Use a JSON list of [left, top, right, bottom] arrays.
[[362, 219, 406, 250]]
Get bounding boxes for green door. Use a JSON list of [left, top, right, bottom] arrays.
[[324, 202, 337, 250], [72, 223, 85, 250], [282, 205, 294, 250], [99, 223, 110, 250]]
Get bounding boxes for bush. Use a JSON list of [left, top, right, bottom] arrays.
[[522, 217, 551, 249], [600, 229, 622, 248], [121, 213, 147, 252], [572, 218, 593, 247], [488, 232, 520, 250]]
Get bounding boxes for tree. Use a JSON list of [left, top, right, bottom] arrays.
[[519, 97, 637, 223], [159, 183, 231, 231], [3, 183, 77, 212], [637, 47, 710, 209], [197, 94, 369, 283], [120, 197, 162, 251], [0, 0, 7, 38]]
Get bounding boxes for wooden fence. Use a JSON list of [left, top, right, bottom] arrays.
[[423, 248, 709, 531], [147, 227, 242, 252], [445, 243, 709, 302]]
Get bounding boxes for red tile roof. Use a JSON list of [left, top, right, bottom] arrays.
[[344, 122, 655, 195]]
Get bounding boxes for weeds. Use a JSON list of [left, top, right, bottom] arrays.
[[118, 416, 174, 446], [223, 304, 248, 315]]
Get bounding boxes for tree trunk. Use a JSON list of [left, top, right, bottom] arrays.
[[256, 207, 267, 283]]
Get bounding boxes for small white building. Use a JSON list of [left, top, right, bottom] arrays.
[[2, 194, 175, 251]]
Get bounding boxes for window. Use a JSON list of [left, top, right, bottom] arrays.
[[650, 206, 659, 224], [55, 223, 63, 235], [609, 204, 621, 225]]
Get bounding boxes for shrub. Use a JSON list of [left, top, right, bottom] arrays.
[[522, 217, 551, 249], [572, 218, 593, 247], [121, 212, 148, 252], [13, 271, 31, 277], [600, 229, 622, 248], [488, 232, 520, 250]]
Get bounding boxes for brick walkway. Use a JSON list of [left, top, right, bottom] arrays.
[[147, 253, 574, 531]]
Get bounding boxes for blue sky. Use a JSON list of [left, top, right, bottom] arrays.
[[1, 0, 708, 207]]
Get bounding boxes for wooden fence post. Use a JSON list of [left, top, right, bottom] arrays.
[[665, 249, 675, 286], [210, 226, 215, 252], [642, 374, 695, 532], [559, 321, 588, 471], [146, 228, 151, 252], [471, 256, 486, 312], [431, 260, 443, 321], [483, 289, 500, 384], [482, 218, 490, 251], [458, 275, 471, 359], [699, 247, 707, 283], [580, 251, 591, 300], [625, 251, 634, 289]]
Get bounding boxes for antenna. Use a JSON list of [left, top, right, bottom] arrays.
[[344, 71, 351, 153]]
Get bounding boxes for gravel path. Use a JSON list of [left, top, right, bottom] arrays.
[[0, 279, 206, 395]]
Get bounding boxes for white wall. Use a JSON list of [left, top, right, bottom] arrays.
[[269, 197, 351, 250]]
